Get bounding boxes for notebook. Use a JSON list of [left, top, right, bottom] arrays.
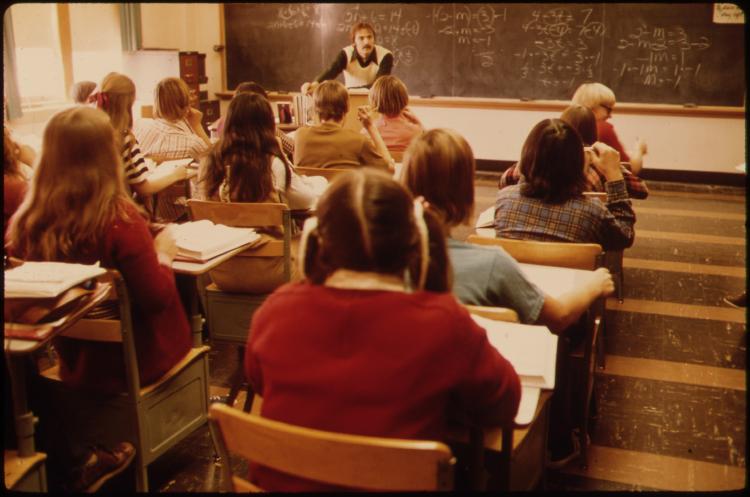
[[5, 262, 106, 299], [471, 314, 558, 390], [172, 220, 261, 262]]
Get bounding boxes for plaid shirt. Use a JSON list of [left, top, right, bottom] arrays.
[[134, 118, 210, 163], [498, 162, 649, 199], [494, 180, 636, 251]]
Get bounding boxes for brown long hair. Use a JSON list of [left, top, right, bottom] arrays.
[[4, 127, 21, 177], [401, 129, 475, 228], [95, 72, 136, 146], [153, 77, 191, 121], [202, 92, 291, 202], [560, 104, 598, 146], [8, 107, 139, 260], [302, 169, 450, 292]]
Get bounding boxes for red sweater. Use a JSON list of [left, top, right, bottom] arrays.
[[245, 282, 521, 491], [596, 120, 630, 162], [17, 202, 192, 394]]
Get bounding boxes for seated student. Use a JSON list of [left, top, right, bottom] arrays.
[[7, 106, 192, 491], [195, 92, 324, 292], [91, 72, 194, 202], [293, 80, 392, 171], [494, 119, 636, 251], [365, 75, 424, 153], [399, 128, 614, 333], [214, 81, 295, 160], [572, 82, 647, 175], [498, 104, 648, 199], [4, 127, 28, 237], [244, 168, 521, 491], [70, 80, 97, 104], [134, 77, 211, 162]]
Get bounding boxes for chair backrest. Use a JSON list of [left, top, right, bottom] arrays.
[[465, 305, 519, 323], [208, 403, 455, 492], [466, 235, 603, 271], [294, 166, 351, 182], [186, 200, 292, 279]]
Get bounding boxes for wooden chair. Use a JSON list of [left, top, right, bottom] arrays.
[[39, 270, 211, 491], [208, 403, 456, 491], [294, 166, 351, 181], [186, 200, 292, 411], [464, 236, 605, 470]]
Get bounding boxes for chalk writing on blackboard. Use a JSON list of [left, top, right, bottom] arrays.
[[267, 4, 323, 30], [514, 7, 605, 89], [616, 25, 711, 89], [431, 4, 507, 68], [335, 5, 422, 68]]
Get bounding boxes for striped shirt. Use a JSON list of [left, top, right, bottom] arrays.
[[134, 118, 210, 162], [122, 131, 149, 186], [494, 180, 636, 251]]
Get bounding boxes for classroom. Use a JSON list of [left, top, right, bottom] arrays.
[[3, 2, 746, 493]]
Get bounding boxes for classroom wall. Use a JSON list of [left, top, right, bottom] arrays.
[[412, 106, 746, 173]]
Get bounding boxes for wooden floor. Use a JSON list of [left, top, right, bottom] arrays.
[[111, 177, 747, 492]]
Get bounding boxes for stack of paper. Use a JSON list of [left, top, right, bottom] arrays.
[[5, 262, 106, 298], [172, 220, 261, 262]]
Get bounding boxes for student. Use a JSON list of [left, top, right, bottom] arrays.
[[494, 119, 636, 251], [365, 75, 424, 153], [399, 128, 615, 333], [214, 81, 295, 160], [572, 82, 648, 175], [294, 80, 392, 170], [3, 127, 28, 237], [134, 77, 211, 162], [70, 80, 97, 104], [300, 21, 393, 94], [91, 72, 194, 201], [196, 92, 323, 292], [498, 104, 648, 199], [7, 106, 192, 491], [244, 168, 521, 491]]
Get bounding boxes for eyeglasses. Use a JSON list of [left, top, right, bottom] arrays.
[[600, 104, 613, 115]]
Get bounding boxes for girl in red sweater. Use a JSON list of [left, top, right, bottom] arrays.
[[8, 106, 192, 491], [244, 168, 521, 491]]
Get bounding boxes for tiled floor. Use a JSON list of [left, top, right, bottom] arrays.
[[86, 176, 750, 491]]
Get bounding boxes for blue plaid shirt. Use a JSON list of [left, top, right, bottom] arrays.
[[494, 180, 636, 251]]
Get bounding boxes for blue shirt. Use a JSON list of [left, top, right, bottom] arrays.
[[448, 238, 545, 324]]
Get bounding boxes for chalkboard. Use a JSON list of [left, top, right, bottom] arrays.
[[224, 3, 746, 106]]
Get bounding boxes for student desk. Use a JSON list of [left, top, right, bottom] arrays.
[[3, 282, 112, 491]]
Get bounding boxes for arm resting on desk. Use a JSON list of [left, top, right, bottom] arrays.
[[537, 267, 613, 334]]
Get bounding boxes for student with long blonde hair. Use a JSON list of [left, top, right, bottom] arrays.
[[7, 106, 192, 491], [91, 72, 193, 200], [134, 76, 211, 162], [244, 168, 521, 491]]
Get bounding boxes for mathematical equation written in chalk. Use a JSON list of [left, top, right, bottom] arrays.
[[514, 7, 605, 90], [615, 25, 711, 89], [429, 4, 507, 68], [267, 4, 324, 30]]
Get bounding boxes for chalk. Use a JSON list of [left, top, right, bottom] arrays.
[[520, 97, 533, 102], [683, 102, 697, 108]]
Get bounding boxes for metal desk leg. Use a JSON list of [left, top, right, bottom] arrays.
[[176, 273, 205, 347], [7, 354, 38, 457]]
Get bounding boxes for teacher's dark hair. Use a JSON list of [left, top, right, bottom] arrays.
[[350, 22, 376, 42], [518, 119, 587, 204]]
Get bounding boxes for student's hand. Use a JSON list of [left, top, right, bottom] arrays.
[[402, 108, 423, 127], [589, 142, 623, 182], [635, 137, 648, 156], [182, 164, 198, 180], [186, 107, 204, 128], [357, 105, 374, 128], [153, 225, 179, 266], [591, 267, 615, 298]]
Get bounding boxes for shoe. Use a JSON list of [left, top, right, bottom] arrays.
[[723, 292, 746, 308], [68, 442, 136, 492], [547, 433, 581, 470]]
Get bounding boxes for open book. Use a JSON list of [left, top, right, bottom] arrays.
[[5, 262, 106, 299], [172, 220, 261, 262], [472, 314, 558, 389]]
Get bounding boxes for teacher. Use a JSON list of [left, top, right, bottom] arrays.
[[301, 22, 393, 95]]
